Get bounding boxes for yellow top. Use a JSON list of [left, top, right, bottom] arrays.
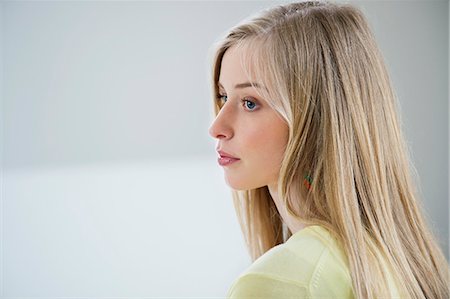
[[226, 225, 401, 299]]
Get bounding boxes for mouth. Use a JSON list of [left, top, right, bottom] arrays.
[[217, 150, 240, 160], [216, 149, 240, 166], [217, 156, 240, 166]]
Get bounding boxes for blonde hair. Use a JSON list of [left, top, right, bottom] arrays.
[[209, 1, 449, 299]]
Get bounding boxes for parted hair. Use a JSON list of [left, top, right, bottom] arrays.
[[209, 1, 449, 299]]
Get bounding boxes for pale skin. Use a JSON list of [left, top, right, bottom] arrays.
[[208, 45, 309, 235]]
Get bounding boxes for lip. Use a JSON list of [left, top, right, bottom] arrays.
[[216, 149, 239, 159], [217, 156, 240, 166], [216, 149, 240, 167]]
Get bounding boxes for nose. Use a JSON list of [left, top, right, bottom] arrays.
[[208, 108, 233, 140]]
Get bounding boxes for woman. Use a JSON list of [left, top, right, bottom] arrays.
[[208, 1, 449, 299]]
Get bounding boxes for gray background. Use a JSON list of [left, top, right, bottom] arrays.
[[0, 0, 448, 297]]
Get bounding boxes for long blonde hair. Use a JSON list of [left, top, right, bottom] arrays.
[[209, 1, 449, 298]]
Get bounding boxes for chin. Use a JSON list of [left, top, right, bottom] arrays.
[[226, 178, 265, 191], [226, 182, 247, 191], [229, 186, 249, 191]]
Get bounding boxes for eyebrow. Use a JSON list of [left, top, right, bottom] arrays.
[[218, 81, 266, 90]]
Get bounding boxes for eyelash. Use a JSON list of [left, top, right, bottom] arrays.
[[216, 94, 259, 111]]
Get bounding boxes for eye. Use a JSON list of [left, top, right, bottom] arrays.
[[242, 98, 259, 111], [216, 94, 259, 112], [216, 94, 227, 109]]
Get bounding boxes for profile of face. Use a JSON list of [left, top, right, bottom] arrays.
[[208, 45, 289, 191]]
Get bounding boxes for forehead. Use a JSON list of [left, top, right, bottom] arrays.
[[218, 43, 257, 89]]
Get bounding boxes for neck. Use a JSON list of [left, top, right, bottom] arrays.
[[267, 182, 308, 235]]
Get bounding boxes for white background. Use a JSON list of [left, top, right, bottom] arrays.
[[1, 0, 448, 297]]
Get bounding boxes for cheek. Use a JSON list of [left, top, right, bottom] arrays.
[[244, 127, 270, 146], [243, 121, 288, 161], [224, 118, 288, 190]]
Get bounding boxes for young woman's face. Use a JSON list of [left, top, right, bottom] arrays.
[[208, 45, 289, 191]]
